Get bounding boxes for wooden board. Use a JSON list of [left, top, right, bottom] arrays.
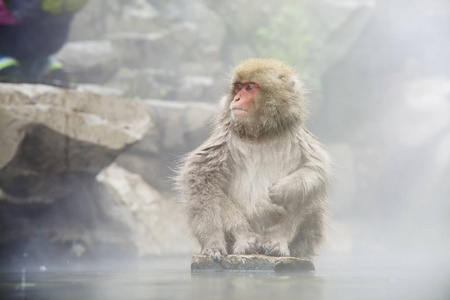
[[191, 254, 315, 272]]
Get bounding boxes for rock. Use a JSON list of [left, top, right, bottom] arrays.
[[0, 83, 152, 201], [0, 83, 159, 260], [207, 1, 274, 40], [148, 0, 188, 22], [54, 40, 120, 84], [115, 100, 216, 193], [97, 163, 196, 255], [178, 75, 217, 101], [0, 173, 133, 254], [69, 0, 165, 41], [156, 1, 226, 58], [106, 68, 179, 100], [311, 2, 374, 74], [147, 1, 226, 76], [75, 84, 124, 97], [227, 44, 257, 66], [109, 32, 175, 70], [178, 61, 224, 78], [191, 254, 315, 272], [107, 67, 220, 101]]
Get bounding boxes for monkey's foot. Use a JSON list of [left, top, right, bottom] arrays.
[[201, 247, 228, 261], [261, 240, 290, 257], [191, 254, 314, 272], [232, 234, 262, 255]]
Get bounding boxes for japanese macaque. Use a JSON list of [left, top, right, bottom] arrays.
[[177, 58, 330, 261]]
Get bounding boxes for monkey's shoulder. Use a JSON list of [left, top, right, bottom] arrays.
[[198, 143, 226, 153], [296, 126, 318, 141], [189, 138, 228, 163], [295, 127, 326, 147]]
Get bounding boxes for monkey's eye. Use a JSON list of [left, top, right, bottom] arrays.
[[234, 83, 243, 94], [245, 83, 256, 91]]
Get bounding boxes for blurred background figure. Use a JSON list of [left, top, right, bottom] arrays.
[[0, 0, 87, 85]]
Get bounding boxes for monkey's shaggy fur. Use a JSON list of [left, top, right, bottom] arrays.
[[177, 58, 330, 260]]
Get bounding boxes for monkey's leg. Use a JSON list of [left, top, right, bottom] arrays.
[[260, 213, 295, 257], [260, 194, 327, 257], [220, 199, 262, 255], [264, 167, 328, 257], [289, 210, 326, 258]]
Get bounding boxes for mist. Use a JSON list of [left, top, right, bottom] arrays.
[[0, 0, 449, 299]]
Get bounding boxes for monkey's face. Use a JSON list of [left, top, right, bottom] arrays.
[[230, 81, 261, 118], [222, 58, 306, 138]]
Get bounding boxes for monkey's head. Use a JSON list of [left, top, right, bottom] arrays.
[[221, 58, 307, 138]]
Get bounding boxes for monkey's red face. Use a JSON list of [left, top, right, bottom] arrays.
[[230, 82, 260, 117]]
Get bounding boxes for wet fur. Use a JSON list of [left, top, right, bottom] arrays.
[[177, 58, 330, 259]]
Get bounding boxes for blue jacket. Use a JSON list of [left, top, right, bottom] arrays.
[[5, 0, 87, 22], [6, 0, 43, 22], [0, 0, 87, 59]]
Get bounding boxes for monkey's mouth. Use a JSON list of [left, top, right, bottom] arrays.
[[231, 107, 247, 111], [231, 106, 248, 112], [231, 107, 249, 117]]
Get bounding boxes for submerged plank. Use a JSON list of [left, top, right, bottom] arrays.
[[191, 254, 315, 272]]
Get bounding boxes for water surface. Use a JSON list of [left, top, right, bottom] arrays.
[[0, 254, 448, 300]]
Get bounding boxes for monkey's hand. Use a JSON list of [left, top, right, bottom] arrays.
[[268, 179, 290, 205], [261, 238, 290, 257], [233, 233, 263, 255]]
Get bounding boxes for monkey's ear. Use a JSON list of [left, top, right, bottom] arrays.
[[279, 75, 296, 91], [279, 75, 294, 84]]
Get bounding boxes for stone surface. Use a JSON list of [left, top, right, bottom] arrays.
[[67, 0, 376, 91], [109, 32, 174, 70], [97, 163, 196, 255], [69, 0, 165, 41], [107, 68, 220, 101], [115, 100, 216, 193], [106, 68, 179, 100], [0, 173, 133, 255], [54, 40, 120, 84], [0, 83, 169, 259], [191, 254, 315, 272], [0, 83, 152, 201], [153, 1, 226, 67]]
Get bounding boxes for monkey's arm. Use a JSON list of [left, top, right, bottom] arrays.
[[177, 132, 232, 261], [269, 130, 330, 208], [265, 130, 330, 257]]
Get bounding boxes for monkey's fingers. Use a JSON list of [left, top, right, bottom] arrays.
[[256, 243, 265, 254], [246, 242, 263, 255], [265, 247, 282, 256], [202, 248, 228, 261], [263, 240, 290, 257], [263, 242, 277, 254]]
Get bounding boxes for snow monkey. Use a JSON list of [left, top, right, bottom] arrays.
[[177, 58, 330, 261]]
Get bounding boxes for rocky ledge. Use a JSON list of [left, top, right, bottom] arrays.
[[191, 254, 315, 273]]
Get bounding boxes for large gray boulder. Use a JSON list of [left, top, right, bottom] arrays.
[[0, 83, 151, 201], [0, 83, 156, 259]]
